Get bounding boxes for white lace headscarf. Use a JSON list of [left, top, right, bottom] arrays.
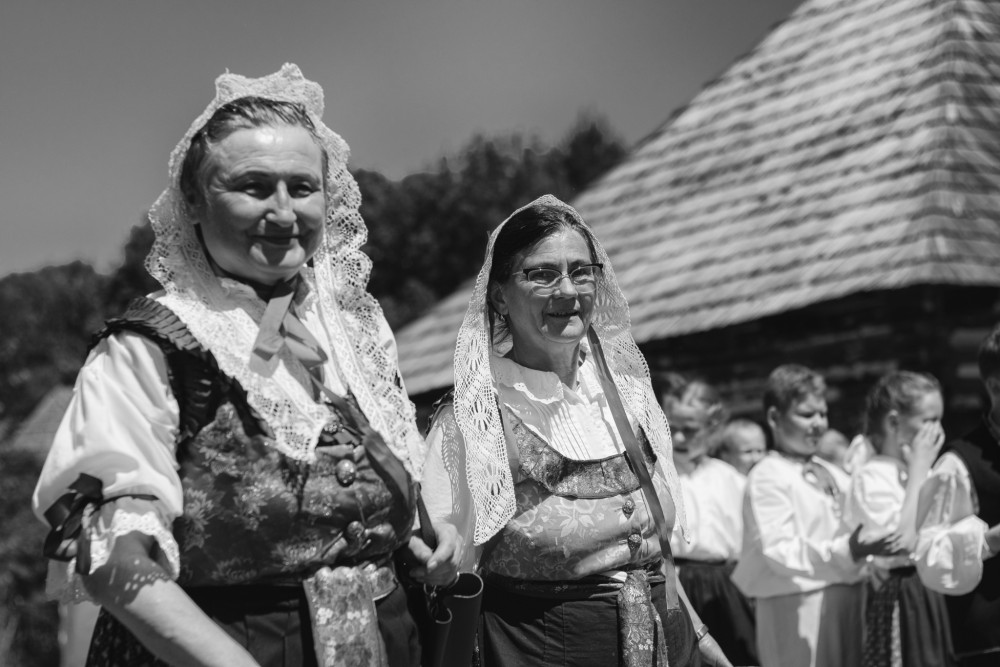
[[454, 194, 686, 545], [146, 63, 424, 475]]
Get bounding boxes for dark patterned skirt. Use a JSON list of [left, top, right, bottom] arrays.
[[479, 569, 700, 667], [862, 567, 956, 667], [676, 559, 758, 666], [85, 583, 419, 667]]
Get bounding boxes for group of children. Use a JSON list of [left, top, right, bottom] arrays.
[[661, 325, 1000, 667]]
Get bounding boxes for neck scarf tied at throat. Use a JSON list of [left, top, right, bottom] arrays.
[[249, 276, 329, 377]]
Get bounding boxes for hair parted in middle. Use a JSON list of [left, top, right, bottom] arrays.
[[179, 96, 329, 210]]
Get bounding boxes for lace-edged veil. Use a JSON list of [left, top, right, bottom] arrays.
[[146, 64, 424, 474], [454, 194, 686, 545]]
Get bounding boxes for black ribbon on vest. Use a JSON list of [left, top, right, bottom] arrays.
[[42, 473, 157, 575]]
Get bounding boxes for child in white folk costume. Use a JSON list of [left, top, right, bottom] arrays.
[[663, 377, 758, 666], [732, 364, 901, 667], [845, 371, 955, 666]]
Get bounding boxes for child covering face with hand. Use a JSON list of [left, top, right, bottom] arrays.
[[845, 371, 954, 667]]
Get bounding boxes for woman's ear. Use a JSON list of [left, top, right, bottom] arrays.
[[488, 282, 508, 317]]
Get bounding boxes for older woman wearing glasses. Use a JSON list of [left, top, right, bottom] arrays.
[[421, 195, 730, 666]]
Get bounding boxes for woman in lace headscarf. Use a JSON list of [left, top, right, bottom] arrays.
[[32, 64, 458, 667], [421, 195, 730, 666]]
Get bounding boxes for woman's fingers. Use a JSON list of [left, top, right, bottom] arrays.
[[408, 527, 461, 586], [427, 523, 462, 570]]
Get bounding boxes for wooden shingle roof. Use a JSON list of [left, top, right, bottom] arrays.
[[396, 0, 1000, 397], [6, 386, 72, 458]]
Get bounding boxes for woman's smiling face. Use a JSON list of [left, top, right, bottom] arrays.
[[196, 124, 326, 285], [491, 227, 597, 369]]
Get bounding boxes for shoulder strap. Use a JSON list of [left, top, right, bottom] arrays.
[[587, 327, 679, 608], [95, 297, 228, 442]]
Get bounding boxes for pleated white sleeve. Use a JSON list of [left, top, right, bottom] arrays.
[[915, 452, 988, 595], [421, 403, 480, 572], [32, 331, 183, 602]]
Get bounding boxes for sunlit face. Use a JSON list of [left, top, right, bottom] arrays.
[[895, 390, 944, 449], [196, 125, 326, 285], [768, 393, 828, 458], [721, 425, 766, 475], [491, 228, 596, 369], [667, 398, 714, 466]]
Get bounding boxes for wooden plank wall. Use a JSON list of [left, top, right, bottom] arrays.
[[643, 285, 1000, 440]]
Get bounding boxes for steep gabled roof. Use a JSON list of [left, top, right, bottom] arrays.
[[396, 0, 1000, 396], [6, 385, 72, 458]]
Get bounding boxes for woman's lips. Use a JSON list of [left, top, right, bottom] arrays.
[[255, 235, 299, 245]]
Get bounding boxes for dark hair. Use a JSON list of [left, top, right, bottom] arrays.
[[979, 323, 1000, 382], [486, 202, 597, 344], [763, 364, 826, 416], [179, 96, 327, 208], [864, 371, 941, 449]]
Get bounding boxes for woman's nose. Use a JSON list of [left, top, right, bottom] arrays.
[[267, 183, 296, 225], [552, 274, 579, 295]]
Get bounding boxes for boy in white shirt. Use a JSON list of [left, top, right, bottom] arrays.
[[732, 364, 900, 667]]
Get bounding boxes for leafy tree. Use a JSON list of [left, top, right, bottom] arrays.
[[0, 447, 59, 667], [104, 218, 158, 316], [362, 115, 626, 327], [0, 263, 109, 425]]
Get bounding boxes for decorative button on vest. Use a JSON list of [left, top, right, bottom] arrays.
[[622, 498, 635, 518], [345, 520, 366, 545], [627, 531, 643, 551], [335, 460, 358, 486], [322, 414, 341, 434]]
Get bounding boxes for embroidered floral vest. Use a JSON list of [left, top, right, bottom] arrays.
[[474, 406, 676, 581], [96, 297, 415, 587]]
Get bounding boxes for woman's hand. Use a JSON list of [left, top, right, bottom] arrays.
[[698, 632, 734, 667], [405, 522, 463, 587], [849, 524, 906, 561]]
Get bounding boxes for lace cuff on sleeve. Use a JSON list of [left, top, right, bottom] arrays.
[[46, 496, 180, 604]]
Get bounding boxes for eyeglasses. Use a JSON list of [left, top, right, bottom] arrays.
[[520, 263, 603, 293]]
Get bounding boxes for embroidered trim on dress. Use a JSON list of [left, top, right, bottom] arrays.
[[509, 412, 654, 499]]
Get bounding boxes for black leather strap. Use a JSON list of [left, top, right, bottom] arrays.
[[586, 327, 679, 608]]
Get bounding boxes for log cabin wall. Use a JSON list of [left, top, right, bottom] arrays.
[[643, 285, 1000, 441]]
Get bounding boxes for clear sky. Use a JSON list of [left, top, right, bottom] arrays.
[[1, 0, 802, 277]]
